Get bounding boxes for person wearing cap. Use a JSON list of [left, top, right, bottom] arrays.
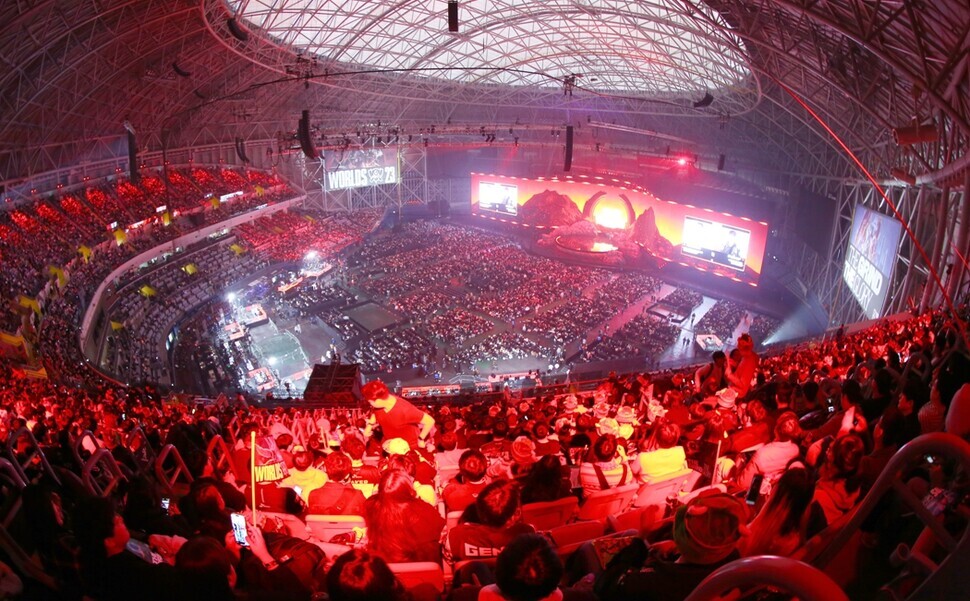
[[280, 444, 328, 502], [595, 492, 747, 601], [509, 436, 538, 478], [362, 379, 435, 450], [615, 406, 638, 441]]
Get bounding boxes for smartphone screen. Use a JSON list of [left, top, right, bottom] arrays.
[[746, 474, 764, 506], [161, 497, 170, 513], [230, 513, 249, 546]]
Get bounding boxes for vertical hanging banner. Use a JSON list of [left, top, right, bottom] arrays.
[[251, 435, 289, 483]]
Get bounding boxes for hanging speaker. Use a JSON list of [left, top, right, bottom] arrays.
[[448, 1, 459, 32], [235, 138, 250, 164], [298, 110, 318, 160], [563, 125, 574, 172], [127, 130, 139, 184], [717, 154, 725, 171]]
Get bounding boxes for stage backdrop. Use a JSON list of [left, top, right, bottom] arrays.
[[471, 173, 769, 286]]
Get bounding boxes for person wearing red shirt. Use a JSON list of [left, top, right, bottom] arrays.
[[362, 380, 435, 449]]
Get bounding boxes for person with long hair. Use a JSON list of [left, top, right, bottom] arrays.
[[72, 496, 184, 601], [364, 468, 445, 563], [808, 433, 866, 537], [739, 466, 815, 557], [520, 455, 572, 505]]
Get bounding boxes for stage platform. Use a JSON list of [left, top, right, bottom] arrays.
[[645, 303, 689, 324], [239, 304, 269, 327], [345, 302, 400, 333]]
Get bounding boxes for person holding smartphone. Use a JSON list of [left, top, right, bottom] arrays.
[[73, 496, 184, 601], [739, 467, 815, 557]]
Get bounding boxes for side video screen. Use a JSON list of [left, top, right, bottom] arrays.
[[681, 216, 750, 271], [477, 181, 518, 216]]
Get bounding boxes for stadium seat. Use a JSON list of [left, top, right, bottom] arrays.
[[387, 561, 444, 601], [305, 514, 365, 542], [155, 443, 194, 496], [607, 505, 662, 535], [206, 435, 233, 474], [633, 467, 701, 511], [82, 448, 127, 498], [548, 520, 606, 557], [521, 496, 579, 531], [445, 510, 463, 531], [577, 483, 639, 522], [436, 465, 460, 490]]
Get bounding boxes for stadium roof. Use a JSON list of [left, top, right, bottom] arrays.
[[0, 0, 968, 188]]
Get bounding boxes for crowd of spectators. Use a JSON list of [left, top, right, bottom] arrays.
[[452, 332, 555, 369], [656, 287, 703, 316], [522, 297, 615, 348], [694, 299, 748, 341], [748, 313, 782, 343], [0, 296, 966, 600], [233, 211, 363, 263], [288, 282, 356, 316], [391, 291, 455, 320], [426, 309, 494, 346], [0, 167, 292, 336], [585, 315, 680, 363], [352, 328, 437, 373], [101, 239, 267, 385]]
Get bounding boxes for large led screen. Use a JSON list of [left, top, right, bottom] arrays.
[[478, 181, 519, 216], [681, 216, 750, 271], [323, 148, 399, 191], [470, 173, 769, 285], [842, 205, 903, 319]]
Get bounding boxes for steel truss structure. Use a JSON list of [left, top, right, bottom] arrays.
[[0, 1, 968, 326], [783, 177, 967, 326]]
